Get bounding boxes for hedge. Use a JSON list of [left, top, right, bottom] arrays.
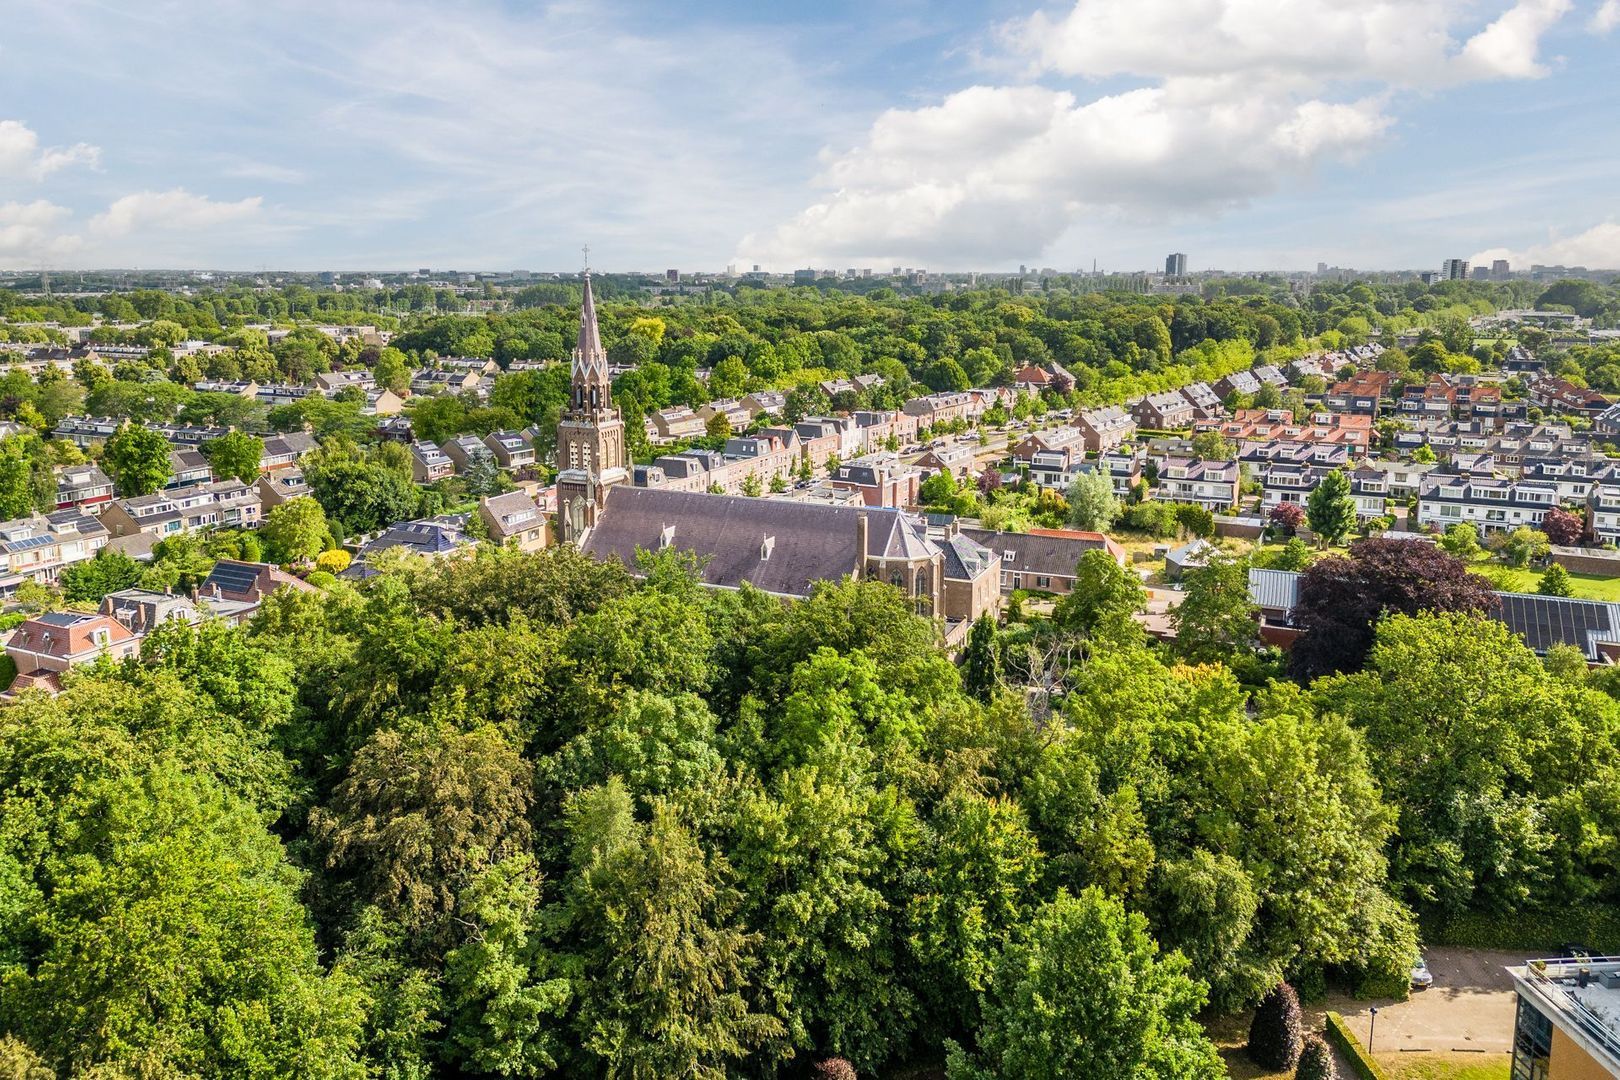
[[1421, 907, 1620, 954], [1324, 1012, 1389, 1080]]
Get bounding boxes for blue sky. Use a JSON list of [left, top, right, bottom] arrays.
[[1, 0, 1616, 273]]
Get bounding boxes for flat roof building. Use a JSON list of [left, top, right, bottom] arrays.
[[1508, 956, 1620, 1078]]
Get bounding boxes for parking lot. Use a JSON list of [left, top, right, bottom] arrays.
[[1337, 947, 1521, 1055]]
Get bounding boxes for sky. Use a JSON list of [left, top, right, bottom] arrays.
[[1, 0, 1617, 274]]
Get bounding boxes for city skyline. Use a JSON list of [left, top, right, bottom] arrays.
[[2, 0, 1618, 273]]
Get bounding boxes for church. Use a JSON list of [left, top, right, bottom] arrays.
[[554, 271, 1004, 642]]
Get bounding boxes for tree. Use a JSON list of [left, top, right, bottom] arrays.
[[1539, 562, 1574, 597], [962, 613, 1000, 701], [1270, 501, 1305, 534], [1190, 431, 1236, 460], [1247, 983, 1303, 1071], [946, 888, 1223, 1080], [1051, 549, 1146, 646], [741, 471, 763, 497], [1497, 525, 1549, 568], [566, 789, 783, 1079], [706, 412, 732, 441], [1540, 505, 1584, 547], [57, 547, 143, 603], [463, 454, 509, 498], [202, 429, 264, 484], [1173, 553, 1258, 663], [102, 424, 172, 496], [1176, 502, 1216, 539], [1305, 469, 1355, 546], [260, 497, 330, 564], [1439, 521, 1481, 560], [1288, 537, 1498, 679], [1412, 444, 1437, 463], [1065, 469, 1120, 531], [1295, 1035, 1337, 1080]]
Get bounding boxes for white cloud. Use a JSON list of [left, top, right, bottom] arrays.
[[1007, 0, 1570, 85], [747, 0, 1580, 266], [0, 119, 100, 181], [1473, 221, 1620, 268], [1594, 0, 1620, 31], [88, 189, 263, 237], [221, 160, 306, 184], [0, 200, 81, 262]]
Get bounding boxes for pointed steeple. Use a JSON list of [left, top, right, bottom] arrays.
[[575, 272, 604, 362], [572, 272, 608, 385]]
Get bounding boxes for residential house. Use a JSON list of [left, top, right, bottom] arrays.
[[1073, 405, 1136, 452], [260, 432, 317, 472], [830, 454, 920, 508], [649, 406, 707, 443], [903, 392, 982, 427], [1153, 457, 1239, 511], [315, 369, 375, 393], [1131, 390, 1195, 430], [1589, 484, 1620, 544], [482, 430, 536, 471], [99, 479, 262, 541], [479, 490, 549, 551], [440, 433, 494, 473], [1071, 448, 1144, 497], [1324, 370, 1395, 416], [1178, 381, 1223, 418], [1417, 473, 1558, 533], [409, 440, 454, 483], [741, 390, 787, 418], [1213, 369, 1263, 401], [916, 442, 978, 482], [1527, 375, 1607, 416], [961, 527, 1125, 595], [55, 464, 114, 513], [1011, 425, 1088, 468], [698, 399, 754, 431], [4, 612, 139, 693], [100, 588, 203, 634], [166, 448, 213, 488], [345, 515, 473, 578], [0, 511, 109, 596], [256, 468, 310, 509], [195, 559, 317, 621], [410, 369, 482, 396]]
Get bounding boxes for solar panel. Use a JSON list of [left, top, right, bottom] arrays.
[[206, 562, 262, 594], [1494, 592, 1620, 660], [6, 534, 54, 552]]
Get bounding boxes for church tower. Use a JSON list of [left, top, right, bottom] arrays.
[[556, 270, 627, 541]]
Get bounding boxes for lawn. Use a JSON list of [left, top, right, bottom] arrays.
[[1377, 1052, 1511, 1080], [1472, 565, 1620, 602]]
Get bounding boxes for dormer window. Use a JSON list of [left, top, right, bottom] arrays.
[[660, 524, 676, 549], [760, 535, 775, 561]]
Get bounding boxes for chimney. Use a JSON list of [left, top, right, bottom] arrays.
[[854, 513, 869, 579]]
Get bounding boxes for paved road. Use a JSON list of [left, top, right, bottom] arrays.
[[1337, 947, 1521, 1054]]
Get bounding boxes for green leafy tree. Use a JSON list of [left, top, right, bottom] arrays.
[[1172, 552, 1258, 663], [1065, 469, 1120, 531], [102, 424, 172, 496], [57, 547, 143, 603], [1538, 562, 1574, 597], [1497, 524, 1549, 568], [946, 888, 1224, 1080], [1295, 1035, 1337, 1080], [259, 496, 330, 564], [1305, 468, 1355, 546], [962, 613, 1001, 702], [566, 788, 784, 1079], [1051, 549, 1146, 645], [202, 429, 264, 483], [442, 855, 571, 1076], [1439, 521, 1481, 560]]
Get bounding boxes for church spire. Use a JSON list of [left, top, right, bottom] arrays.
[[574, 270, 605, 368]]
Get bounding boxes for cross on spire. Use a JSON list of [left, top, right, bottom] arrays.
[[582, 244, 590, 273]]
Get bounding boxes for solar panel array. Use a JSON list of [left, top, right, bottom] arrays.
[[1495, 592, 1620, 660], [205, 561, 262, 596]]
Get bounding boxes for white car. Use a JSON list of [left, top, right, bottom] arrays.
[[1411, 957, 1433, 989]]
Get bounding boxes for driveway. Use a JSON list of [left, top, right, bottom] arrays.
[[1336, 947, 1521, 1054]]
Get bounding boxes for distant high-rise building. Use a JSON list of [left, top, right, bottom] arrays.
[[665, 269, 679, 282], [1316, 262, 1329, 276], [1471, 265, 1490, 280], [1018, 264, 1027, 275], [1443, 258, 1469, 280], [1492, 259, 1511, 279], [1165, 252, 1188, 277]]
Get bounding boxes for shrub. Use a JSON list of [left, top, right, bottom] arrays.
[[811, 1058, 857, 1080], [1270, 501, 1305, 533], [1248, 982, 1303, 1071], [1175, 503, 1216, 539], [1295, 1035, 1336, 1080]]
